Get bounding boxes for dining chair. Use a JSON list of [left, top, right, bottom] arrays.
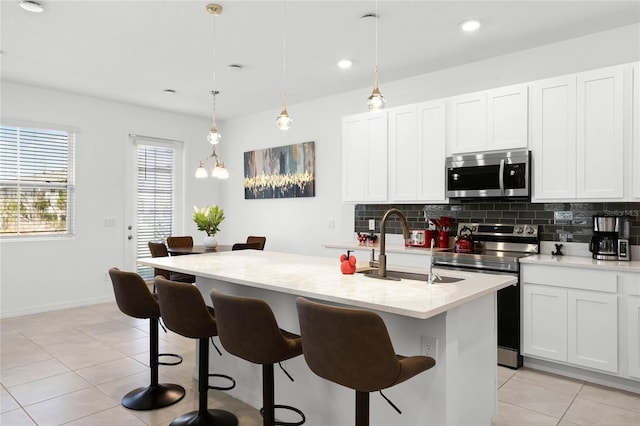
[[166, 236, 194, 249], [232, 242, 262, 251], [246, 236, 266, 250], [147, 241, 195, 284]]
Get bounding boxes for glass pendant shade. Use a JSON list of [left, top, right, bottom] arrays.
[[195, 162, 208, 178], [368, 65, 386, 112], [212, 162, 229, 179], [207, 126, 221, 144], [276, 107, 292, 130]]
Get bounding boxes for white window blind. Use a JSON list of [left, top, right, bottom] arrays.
[[0, 125, 75, 237], [136, 144, 175, 278]]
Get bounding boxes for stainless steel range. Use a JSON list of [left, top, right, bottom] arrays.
[[432, 222, 539, 369]]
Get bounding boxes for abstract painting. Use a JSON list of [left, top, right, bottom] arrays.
[[243, 141, 315, 199]]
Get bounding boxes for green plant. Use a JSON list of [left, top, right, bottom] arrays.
[[192, 205, 225, 236]]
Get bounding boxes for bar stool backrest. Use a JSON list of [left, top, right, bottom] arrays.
[[210, 290, 299, 364], [296, 297, 401, 393], [109, 268, 160, 319], [155, 276, 217, 339]]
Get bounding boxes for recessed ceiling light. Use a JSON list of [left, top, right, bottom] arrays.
[[19, 1, 44, 13], [163, 89, 176, 95], [360, 12, 378, 23], [337, 59, 352, 70], [460, 19, 481, 33], [227, 64, 243, 72]]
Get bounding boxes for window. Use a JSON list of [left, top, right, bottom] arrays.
[[0, 125, 75, 237], [135, 143, 175, 279]]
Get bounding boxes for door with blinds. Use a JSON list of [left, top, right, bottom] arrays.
[[125, 136, 184, 278]]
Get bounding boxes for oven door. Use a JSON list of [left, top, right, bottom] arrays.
[[431, 263, 522, 368]]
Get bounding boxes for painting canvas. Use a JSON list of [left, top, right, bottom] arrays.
[[243, 141, 315, 199]]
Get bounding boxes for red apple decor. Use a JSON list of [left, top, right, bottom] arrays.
[[340, 250, 357, 274]]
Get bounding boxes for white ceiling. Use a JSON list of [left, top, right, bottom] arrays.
[[2, 1, 639, 121]]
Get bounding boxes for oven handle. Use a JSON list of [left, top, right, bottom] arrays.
[[499, 159, 505, 195]]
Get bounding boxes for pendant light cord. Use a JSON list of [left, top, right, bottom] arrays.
[[282, 0, 287, 94], [375, 0, 379, 68]]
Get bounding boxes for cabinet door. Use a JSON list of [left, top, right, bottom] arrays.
[[417, 100, 447, 201], [633, 63, 640, 199], [388, 105, 418, 201], [449, 92, 487, 154], [530, 76, 578, 200], [487, 84, 529, 151], [342, 115, 367, 202], [576, 66, 624, 199], [523, 285, 567, 362], [568, 290, 618, 373], [341, 112, 388, 202], [626, 296, 640, 379]]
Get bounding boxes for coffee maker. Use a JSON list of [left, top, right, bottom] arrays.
[[589, 215, 631, 261]]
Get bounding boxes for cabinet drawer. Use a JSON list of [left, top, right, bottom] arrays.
[[522, 265, 617, 293]]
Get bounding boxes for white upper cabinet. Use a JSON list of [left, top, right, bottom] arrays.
[[531, 76, 577, 200], [532, 64, 625, 201], [449, 84, 528, 154], [576, 66, 624, 199], [341, 112, 387, 202], [487, 84, 529, 151], [449, 91, 487, 154], [388, 100, 447, 203]]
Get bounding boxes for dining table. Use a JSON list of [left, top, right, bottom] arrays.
[[166, 244, 233, 255]]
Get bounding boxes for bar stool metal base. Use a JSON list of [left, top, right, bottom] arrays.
[[169, 409, 238, 426], [260, 404, 306, 426], [122, 383, 185, 410]]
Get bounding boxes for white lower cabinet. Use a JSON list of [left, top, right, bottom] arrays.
[[626, 295, 640, 379], [523, 285, 567, 361], [567, 290, 618, 373], [522, 264, 620, 375]]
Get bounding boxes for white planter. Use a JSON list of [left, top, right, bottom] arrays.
[[203, 235, 218, 248]]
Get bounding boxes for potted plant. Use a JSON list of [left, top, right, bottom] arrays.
[[192, 205, 225, 248]]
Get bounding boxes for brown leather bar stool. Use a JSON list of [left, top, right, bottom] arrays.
[[108, 268, 185, 410], [155, 277, 237, 426], [296, 297, 436, 426], [210, 290, 305, 426]]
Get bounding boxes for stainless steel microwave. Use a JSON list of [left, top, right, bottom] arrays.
[[446, 149, 531, 199]]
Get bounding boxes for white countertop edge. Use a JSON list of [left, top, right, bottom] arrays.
[[137, 251, 515, 320], [520, 254, 640, 273]]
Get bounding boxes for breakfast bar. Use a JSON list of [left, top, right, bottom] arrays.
[[138, 250, 516, 425]]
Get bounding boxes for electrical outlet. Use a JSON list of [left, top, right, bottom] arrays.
[[369, 219, 375, 231], [103, 272, 109, 282], [327, 218, 335, 229], [420, 335, 438, 360]]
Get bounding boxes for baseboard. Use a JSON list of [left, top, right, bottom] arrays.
[[0, 295, 115, 319], [524, 357, 640, 394]]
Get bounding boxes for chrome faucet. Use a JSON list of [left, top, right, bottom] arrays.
[[427, 237, 440, 284], [378, 208, 410, 278]]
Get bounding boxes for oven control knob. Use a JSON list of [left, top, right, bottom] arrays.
[[527, 227, 535, 234], [515, 227, 523, 234]]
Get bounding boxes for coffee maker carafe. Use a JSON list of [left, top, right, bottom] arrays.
[[589, 215, 619, 261]]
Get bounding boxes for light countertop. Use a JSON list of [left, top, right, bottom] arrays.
[[520, 254, 640, 273], [138, 250, 515, 320]]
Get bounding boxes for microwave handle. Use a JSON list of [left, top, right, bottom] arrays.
[[499, 159, 505, 195]]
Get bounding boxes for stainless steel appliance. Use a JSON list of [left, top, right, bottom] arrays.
[[590, 215, 631, 261], [432, 222, 539, 369], [446, 149, 531, 199]]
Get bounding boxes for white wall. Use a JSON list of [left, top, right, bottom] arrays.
[[1, 23, 638, 317], [0, 82, 212, 317], [219, 24, 640, 254]]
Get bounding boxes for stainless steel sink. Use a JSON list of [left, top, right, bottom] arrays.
[[358, 269, 464, 283]]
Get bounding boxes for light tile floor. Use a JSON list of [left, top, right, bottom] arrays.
[[1, 302, 638, 425]]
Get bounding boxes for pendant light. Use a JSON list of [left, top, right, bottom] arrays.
[[367, 0, 386, 112], [276, 0, 293, 130], [196, 4, 228, 179], [207, 90, 221, 144]]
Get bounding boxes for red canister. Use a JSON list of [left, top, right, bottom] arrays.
[[438, 231, 449, 249]]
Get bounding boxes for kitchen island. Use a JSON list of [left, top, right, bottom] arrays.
[[138, 250, 515, 425]]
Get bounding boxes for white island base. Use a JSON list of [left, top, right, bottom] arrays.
[[197, 278, 498, 426]]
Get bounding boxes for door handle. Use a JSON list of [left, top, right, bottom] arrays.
[[128, 235, 133, 240], [498, 159, 505, 195]]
